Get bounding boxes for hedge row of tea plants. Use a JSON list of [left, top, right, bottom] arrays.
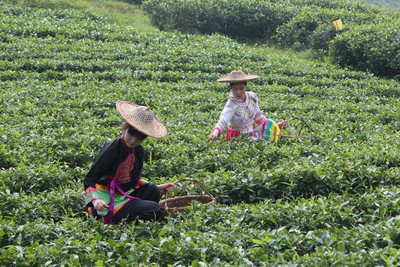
[[0, 2, 399, 265], [142, 0, 400, 78], [142, 0, 297, 38], [330, 20, 400, 77], [142, 0, 390, 38]]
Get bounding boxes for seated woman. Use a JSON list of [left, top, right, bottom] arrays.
[[208, 70, 287, 142], [84, 100, 174, 224]]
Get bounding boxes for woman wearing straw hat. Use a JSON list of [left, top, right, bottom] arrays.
[[83, 100, 174, 224], [208, 70, 287, 141]]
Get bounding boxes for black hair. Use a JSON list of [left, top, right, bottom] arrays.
[[122, 122, 148, 140], [229, 81, 247, 87], [128, 125, 148, 140]]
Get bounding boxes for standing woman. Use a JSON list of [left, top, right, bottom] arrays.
[[84, 100, 174, 224], [208, 70, 287, 141]]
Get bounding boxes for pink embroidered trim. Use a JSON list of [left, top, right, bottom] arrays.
[[84, 186, 99, 205]]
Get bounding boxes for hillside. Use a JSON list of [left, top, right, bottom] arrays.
[[0, 0, 159, 31], [143, 0, 399, 79], [0, 1, 399, 266]]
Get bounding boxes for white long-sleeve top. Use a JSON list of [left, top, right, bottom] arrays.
[[214, 91, 267, 134]]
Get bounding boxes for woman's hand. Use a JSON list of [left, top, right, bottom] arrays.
[[158, 183, 174, 195], [278, 120, 288, 130], [92, 199, 109, 211], [208, 129, 220, 141]]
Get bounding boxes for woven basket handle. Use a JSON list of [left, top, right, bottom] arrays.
[[286, 117, 314, 132], [172, 178, 214, 199], [280, 117, 314, 138]]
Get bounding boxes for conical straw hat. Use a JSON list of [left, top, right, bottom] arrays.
[[217, 70, 259, 83], [116, 100, 167, 138]]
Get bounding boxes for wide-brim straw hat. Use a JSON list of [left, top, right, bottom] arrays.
[[116, 100, 167, 138], [217, 70, 259, 83]]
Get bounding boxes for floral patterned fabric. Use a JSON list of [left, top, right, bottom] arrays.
[[214, 91, 268, 140]]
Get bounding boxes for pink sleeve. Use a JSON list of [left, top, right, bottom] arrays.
[[213, 127, 222, 136], [84, 186, 99, 205]]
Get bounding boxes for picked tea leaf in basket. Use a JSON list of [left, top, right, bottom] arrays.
[[159, 178, 215, 215]]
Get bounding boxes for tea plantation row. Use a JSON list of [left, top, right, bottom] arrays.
[[0, 3, 399, 266], [2, 186, 400, 265]]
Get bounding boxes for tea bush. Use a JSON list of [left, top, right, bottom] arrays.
[[142, 0, 297, 38], [274, 5, 394, 49], [330, 20, 400, 77]]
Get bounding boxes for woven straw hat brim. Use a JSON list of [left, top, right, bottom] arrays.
[[217, 74, 259, 83], [116, 100, 167, 139]]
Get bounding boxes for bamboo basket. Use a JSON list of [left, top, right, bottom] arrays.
[[159, 178, 216, 215]]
